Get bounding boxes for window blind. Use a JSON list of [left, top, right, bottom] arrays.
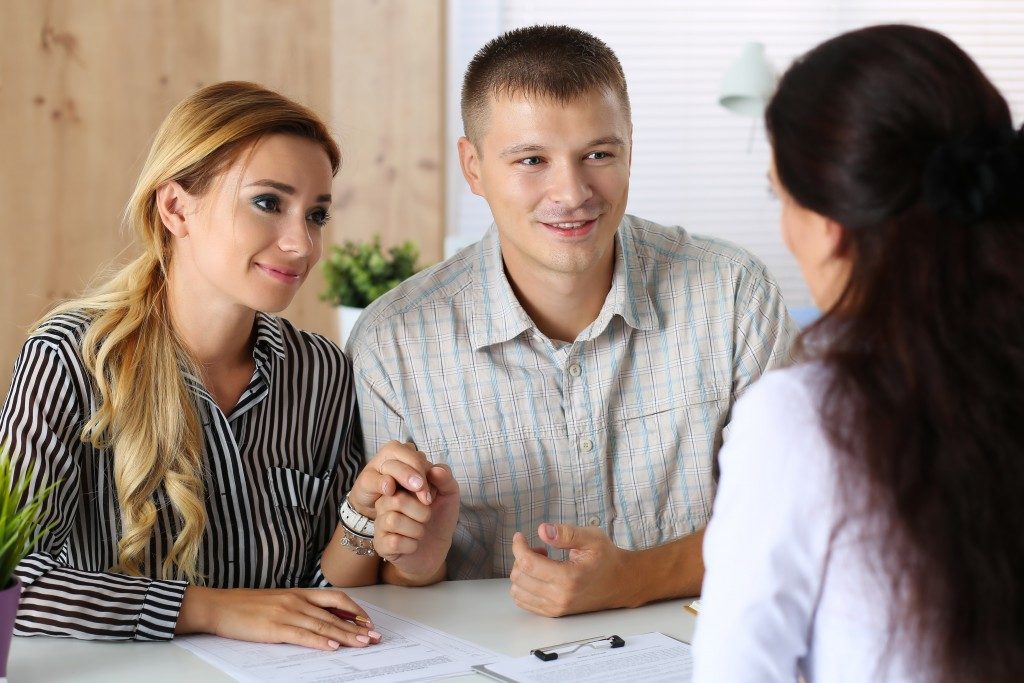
[[447, 0, 1024, 308]]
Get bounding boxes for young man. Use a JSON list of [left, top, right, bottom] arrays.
[[348, 25, 795, 616]]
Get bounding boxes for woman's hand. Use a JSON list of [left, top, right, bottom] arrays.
[[177, 586, 382, 650], [374, 464, 460, 582], [348, 441, 435, 519]]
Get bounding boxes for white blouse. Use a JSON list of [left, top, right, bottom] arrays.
[[693, 364, 919, 682]]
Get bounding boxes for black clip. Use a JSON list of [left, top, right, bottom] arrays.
[[531, 634, 625, 661]]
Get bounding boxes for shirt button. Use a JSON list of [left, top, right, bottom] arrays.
[[568, 363, 582, 377], [580, 438, 594, 452], [587, 516, 601, 527]]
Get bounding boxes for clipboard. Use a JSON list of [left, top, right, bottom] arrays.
[[472, 634, 623, 681], [471, 632, 693, 683]]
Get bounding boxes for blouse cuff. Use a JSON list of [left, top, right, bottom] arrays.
[[134, 579, 188, 641]]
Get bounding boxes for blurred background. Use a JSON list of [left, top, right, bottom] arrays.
[[2, 0, 1022, 391]]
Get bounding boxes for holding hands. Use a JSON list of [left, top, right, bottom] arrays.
[[349, 441, 460, 584]]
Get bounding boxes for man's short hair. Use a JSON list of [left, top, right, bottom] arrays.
[[461, 25, 631, 146]]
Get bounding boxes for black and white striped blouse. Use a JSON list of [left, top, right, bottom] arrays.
[[1, 311, 361, 641]]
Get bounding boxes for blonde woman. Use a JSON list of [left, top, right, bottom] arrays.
[[0, 82, 458, 650]]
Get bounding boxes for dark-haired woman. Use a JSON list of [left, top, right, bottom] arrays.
[[693, 25, 1024, 682]]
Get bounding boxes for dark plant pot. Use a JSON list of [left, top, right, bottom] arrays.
[[0, 577, 21, 680]]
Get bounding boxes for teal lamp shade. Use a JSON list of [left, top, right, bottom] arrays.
[[719, 42, 776, 116]]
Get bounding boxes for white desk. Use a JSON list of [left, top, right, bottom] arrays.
[[8, 579, 696, 682]]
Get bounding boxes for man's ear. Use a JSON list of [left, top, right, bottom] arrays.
[[155, 181, 193, 239], [457, 137, 485, 197]]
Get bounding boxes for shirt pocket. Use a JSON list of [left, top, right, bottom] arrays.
[[267, 466, 331, 515], [604, 388, 728, 549], [266, 467, 331, 584]]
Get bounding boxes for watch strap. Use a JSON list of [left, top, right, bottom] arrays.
[[338, 495, 376, 537]]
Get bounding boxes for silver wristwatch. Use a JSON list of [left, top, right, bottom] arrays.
[[338, 496, 377, 556]]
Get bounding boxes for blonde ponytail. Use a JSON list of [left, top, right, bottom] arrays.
[[37, 82, 340, 581], [47, 253, 206, 580]]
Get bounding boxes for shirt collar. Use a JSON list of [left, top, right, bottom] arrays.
[[183, 312, 284, 411], [468, 216, 660, 350], [251, 312, 285, 388], [468, 226, 535, 350], [596, 216, 659, 336], [252, 311, 286, 361]]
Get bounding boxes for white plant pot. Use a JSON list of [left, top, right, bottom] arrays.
[[337, 305, 365, 348]]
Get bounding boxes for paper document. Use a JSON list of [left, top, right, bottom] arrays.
[[473, 632, 692, 683], [175, 602, 504, 682]]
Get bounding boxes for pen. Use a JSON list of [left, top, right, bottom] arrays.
[[326, 607, 373, 626]]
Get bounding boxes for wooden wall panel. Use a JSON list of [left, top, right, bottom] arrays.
[[0, 0, 444, 393], [330, 1, 445, 256]]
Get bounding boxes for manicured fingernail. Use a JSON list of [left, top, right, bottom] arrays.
[[328, 640, 340, 649], [409, 475, 424, 489], [424, 489, 433, 503], [369, 630, 382, 639], [356, 635, 370, 644], [544, 524, 556, 538]]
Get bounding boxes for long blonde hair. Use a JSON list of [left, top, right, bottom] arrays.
[[39, 82, 341, 581]]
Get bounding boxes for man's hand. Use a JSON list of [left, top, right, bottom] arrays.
[[375, 464, 459, 583], [509, 523, 639, 617]]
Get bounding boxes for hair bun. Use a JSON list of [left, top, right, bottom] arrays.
[[922, 126, 1024, 224]]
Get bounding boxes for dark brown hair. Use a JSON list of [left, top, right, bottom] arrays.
[[460, 25, 630, 145], [766, 25, 1024, 681]]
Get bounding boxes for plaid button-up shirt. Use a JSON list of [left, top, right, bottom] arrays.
[[348, 215, 795, 579]]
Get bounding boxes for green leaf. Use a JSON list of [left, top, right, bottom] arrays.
[[0, 442, 59, 587], [319, 234, 425, 307]]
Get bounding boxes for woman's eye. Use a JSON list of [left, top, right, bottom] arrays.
[[252, 195, 280, 213], [307, 208, 331, 227]]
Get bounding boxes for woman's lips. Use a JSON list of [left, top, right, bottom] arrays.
[[256, 263, 303, 284]]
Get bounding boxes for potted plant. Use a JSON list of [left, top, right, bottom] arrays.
[[320, 236, 421, 345], [0, 442, 55, 679]]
